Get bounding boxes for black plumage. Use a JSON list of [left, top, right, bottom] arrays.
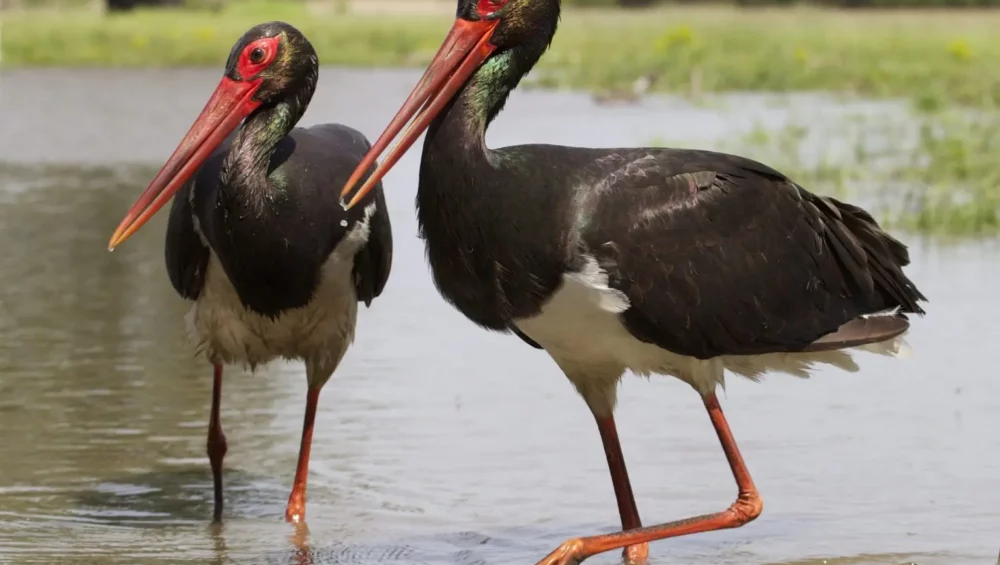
[[338, 1, 926, 562], [165, 125, 391, 317], [574, 149, 924, 359], [415, 145, 923, 357], [110, 21, 392, 525]]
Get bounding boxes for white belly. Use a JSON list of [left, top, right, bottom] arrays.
[[187, 200, 375, 386], [187, 252, 358, 385], [187, 203, 377, 387], [513, 256, 907, 416]]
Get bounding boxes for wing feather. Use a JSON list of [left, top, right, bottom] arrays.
[[164, 179, 209, 301], [576, 150, 926, 360]]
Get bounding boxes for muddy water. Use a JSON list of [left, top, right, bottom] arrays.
[[0, 69, 995, 565]]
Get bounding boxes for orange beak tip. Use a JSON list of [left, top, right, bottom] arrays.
[[107, 76, 260, 257], [107, 224, 128, 251]]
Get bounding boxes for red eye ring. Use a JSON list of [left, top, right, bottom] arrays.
[[477, 0, 508, 16], [236, 36, 280, 79]]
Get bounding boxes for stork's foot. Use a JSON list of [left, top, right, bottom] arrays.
[[536, 534, 648, 565], [536, 393, 762, 564], [623, 542, 649, 564], [536, 538, 585, 565], [285, 491, 306, 524]]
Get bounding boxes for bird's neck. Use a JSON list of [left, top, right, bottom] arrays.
[[415, 34, 555, 255], [416, 13, 559, 239], [423, 5, 560, 158], [425, 49, 529, 156], [221, 80, 314, 209]]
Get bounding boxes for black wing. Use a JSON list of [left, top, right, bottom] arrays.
[[185, 124, 397, 317], [352, 184, 393, 307], [577, 149, 927, 360], [164, 178, 210, 301], [329, 128, 393, 308]]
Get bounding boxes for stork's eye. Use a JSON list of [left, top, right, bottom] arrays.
[[477, 0, 509, 15], [236, 37, 279, 78]]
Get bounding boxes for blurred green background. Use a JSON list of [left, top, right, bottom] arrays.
[[3, 0, 1000, 234]]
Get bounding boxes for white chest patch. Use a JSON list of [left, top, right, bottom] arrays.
[[513, 255, 908, 415], [186, 203, 376, 386]]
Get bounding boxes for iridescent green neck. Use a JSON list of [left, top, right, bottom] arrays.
[[425, 48, 526, 154], [465, 50, 519, 138], [220, 99, 302, 210]]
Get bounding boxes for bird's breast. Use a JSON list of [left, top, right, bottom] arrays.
[[186, 251, 359, 372]]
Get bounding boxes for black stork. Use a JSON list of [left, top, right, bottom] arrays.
[[107, 21, 392, 524], [338, 1, 927, 563]]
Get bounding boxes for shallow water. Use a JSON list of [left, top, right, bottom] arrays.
[[0, 68, 996, 565]]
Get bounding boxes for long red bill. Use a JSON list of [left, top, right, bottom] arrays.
[[107, 76, 263, 250], [339, 18, 498, 210]]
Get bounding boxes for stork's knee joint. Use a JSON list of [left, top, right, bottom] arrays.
[[207, 427, 228, 461], [731, 491, 763, 525]]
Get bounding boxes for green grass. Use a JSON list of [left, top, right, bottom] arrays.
[[689, 106, 1000, 236], [0, 1, 452, 68], [4, 3, 1000, 107], [5, 1, 1000, 235]]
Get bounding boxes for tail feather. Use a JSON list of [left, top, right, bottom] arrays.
[[827, 196, 928, 315], [804, 311, 909, 353]]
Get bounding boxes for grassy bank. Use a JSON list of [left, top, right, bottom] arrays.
[[5, 2, 1000, 236], [704, 107, 1000, 236], [4, 3, 1000, 107]]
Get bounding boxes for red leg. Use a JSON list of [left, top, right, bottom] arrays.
[[595, 416, 648, 564], [285, 386, 321, 523], [207, 363, 228, 523], [538, 393, 763, 565]]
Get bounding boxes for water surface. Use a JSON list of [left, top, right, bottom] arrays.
[[0, 69, 995, 565]]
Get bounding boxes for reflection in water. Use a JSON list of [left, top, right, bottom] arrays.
[[0, 70, 998, 565], [0, 164, 290, 562]]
